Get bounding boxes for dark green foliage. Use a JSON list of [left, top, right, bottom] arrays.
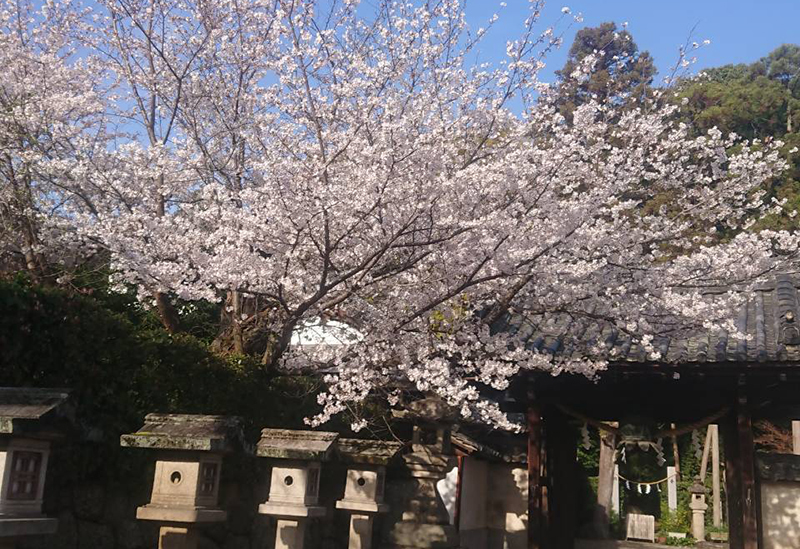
[[555, 22, 656, 120], [0, 276, 324, 485], [673, 44, 800, 231]]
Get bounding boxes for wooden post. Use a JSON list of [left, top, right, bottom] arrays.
[[792, 421, 800, 455], [721, 381, 758, 549], [700, 426, 712, 480], [736, 398, 758, 549], [594, 426, 617, 538], [547, 408, 577, 549], [453, 455, 464, 530], [711, 425, 722, 528], [527, 401, 542, 549], [721, 412, 744, 549]]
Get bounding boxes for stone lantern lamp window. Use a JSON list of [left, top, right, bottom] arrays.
[[0, 387, 72, 542]]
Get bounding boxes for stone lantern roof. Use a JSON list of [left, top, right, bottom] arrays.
[[335, 438, 404, 465], [256, 429, 339, 461], [120, 413, 244, 452], [0, 387, 72, 438]]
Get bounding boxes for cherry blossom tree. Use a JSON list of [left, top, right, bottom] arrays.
[[0, 0, 106, 279], [3, 0, 799, 429]]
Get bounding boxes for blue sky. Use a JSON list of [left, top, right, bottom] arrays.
[[463, 0, 800, 85]]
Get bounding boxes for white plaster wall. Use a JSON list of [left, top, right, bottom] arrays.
[[761, 481, 800, 549], [486, 464, 528, 549], [436, 465, 459, 525], [457, 460, 527, 549]]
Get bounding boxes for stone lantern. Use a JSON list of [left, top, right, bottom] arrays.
[[688, 475, 708, 541], [0, 388, 71, 549], [120, 414, 244, 549], [335, 439, 403, 549], [387, 397, 459, 549], [256, 429, 339, 549]]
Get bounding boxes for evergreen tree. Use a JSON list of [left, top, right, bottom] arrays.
[[555, 22, 656, 120]]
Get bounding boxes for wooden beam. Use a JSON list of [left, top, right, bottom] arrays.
[[527, 401, 543, 549]]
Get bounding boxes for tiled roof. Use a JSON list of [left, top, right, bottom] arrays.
[[492, 275, 800, 365]]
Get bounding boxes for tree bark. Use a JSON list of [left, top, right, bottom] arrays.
[[155, 292, 181, 333]]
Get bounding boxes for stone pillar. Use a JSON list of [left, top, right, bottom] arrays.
[[275, 519, 306, 549], [688, 476, 708, 542], [611, 464, 620, 515], [349, 514, 373, 549], [159, 525, 199, 549]]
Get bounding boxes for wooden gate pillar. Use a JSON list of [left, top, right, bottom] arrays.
[[721, 379, 759, 549], [546, 407, 577, 549], [527, 400, 543, 549]]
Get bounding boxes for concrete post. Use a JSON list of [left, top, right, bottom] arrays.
[[275, 518, 306, 549], [710, 425, 722, 527], [667, 466, 678, 512], [159, 526, 199, 549], [348, 514, 373, 549]]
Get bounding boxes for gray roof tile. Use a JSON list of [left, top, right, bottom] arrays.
[[493, 275, 800, 366]]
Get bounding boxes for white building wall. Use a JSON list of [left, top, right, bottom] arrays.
[[457, 458, 528, 549]]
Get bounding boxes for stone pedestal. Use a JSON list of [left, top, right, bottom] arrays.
[[158, 525, 199, 549], [348, 514, 374, 549], [275, 518, 306, 549]]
